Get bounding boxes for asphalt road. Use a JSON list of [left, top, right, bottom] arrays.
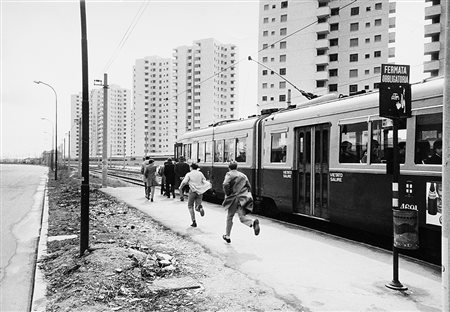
[[0, 164, 47, 312]]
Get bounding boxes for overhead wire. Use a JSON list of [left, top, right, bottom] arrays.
[[103, 0, 151, 73]]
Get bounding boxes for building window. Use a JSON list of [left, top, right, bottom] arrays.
[[349, 69, 358, 78], [350, 22, 359, 31], [262, 96, 267, 101], [280, 54, 287, 62], [262, 70, 268, 75], [280, 27, 287, 36], [350, 53, 358, 62], [365, 38, 370, 43], [280, 41, 287, 49], [365, 69, 370, 75], [351, 7, 359, 15], [281, 14, 287, 22], [264, 4, 269, 10], [329, 68, 338, 77], [263, 56, 268, 62], [263, 30, 268, 37], [316, 80, 326, 88], [317, 33, 327, 40], [374, 83, 380, 89], [349, 84, 358, 93], [365, 53, 370, 59], [366, 6, 371, 12], [279, 68, 286, 75], [281, 1, 288, 8], [350, 38, 358, 47], [331, 8, 339, 15], [317, 64, 326, 72], [318, 17, 327, 23], [279, 94, 286, 102], [263, 17, 269, 24], [374, 50, 381, 57], [330, 23, 339, 31], [279, 81, 286, 89], [329, 84, 338, 92], [329, 53, 338, 62], [374, 66, 381, 74], [317, 49, 326, 56], [262, 83, 267, 89], [375, 19, 382, 26], [330, 38, 338, 46], [374, 35, 382, 43], [375, 3, 382, 10]]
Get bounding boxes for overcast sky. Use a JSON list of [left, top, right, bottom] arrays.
[[1, 0, 425, 159]]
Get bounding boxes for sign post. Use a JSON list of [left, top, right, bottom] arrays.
[[379, 64, 414, 291]]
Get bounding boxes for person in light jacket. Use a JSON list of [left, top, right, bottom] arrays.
[[144, 159, 158, 202], [179, 163, 211, 227], [140, 156, 150, 198], [221, 161, 260, 243]]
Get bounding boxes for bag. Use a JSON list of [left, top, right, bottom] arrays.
[[157, 165, 164, 177]]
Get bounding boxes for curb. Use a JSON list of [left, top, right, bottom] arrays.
[[30, 181, 49, 312]]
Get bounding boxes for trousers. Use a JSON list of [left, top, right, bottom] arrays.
[[225, 204, 253, 236], [187, 190, 203, 222]]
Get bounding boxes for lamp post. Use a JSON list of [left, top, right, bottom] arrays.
[[35, 80, 58, 180], [41, 117, 54, 172]]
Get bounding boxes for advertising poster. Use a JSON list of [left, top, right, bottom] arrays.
[[426, 181, 442, 226]]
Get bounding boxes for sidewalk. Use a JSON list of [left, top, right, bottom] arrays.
[[102, 186, 442, 312]]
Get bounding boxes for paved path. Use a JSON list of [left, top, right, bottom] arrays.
[[102, 186, 442, 312], [1, 164, 48, 312]]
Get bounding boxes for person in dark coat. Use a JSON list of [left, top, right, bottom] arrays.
[[174, 156, 190, 201], [221, 161, 260, 244], [140, 156, 150, 198], [164, 158, 176, 198]]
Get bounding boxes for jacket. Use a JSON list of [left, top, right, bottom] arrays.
[[222, 169, 253, 213], [144, 163, 159, 187], [179, 170, 211, 195]]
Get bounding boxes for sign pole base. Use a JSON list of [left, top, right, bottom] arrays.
[[385, 280, 408, 291]]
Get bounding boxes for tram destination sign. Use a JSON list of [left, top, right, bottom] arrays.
[[379, 64, 411, 119]]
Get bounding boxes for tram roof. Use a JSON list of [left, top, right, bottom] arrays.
[[264, 76, 443, 125]]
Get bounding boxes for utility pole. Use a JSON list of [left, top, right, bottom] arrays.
[[442, 0, 450, 308], [79, 0, 90, 256], [95, 74, 108, 187]]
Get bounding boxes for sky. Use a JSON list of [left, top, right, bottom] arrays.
[[1, 0, 425, 159]]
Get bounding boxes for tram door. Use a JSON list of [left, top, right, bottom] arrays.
[[294, 124, 329, 219]]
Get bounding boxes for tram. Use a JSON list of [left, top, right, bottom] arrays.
[[175, 77, 443, 262]]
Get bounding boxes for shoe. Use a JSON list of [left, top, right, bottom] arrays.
[[180, 197, 184, 201], [222, 235, 231, 243], [191, 221, 197, 227], [151, 198, 154, 202], [253, 219, 260, 236], [198, 205, 205, 217]]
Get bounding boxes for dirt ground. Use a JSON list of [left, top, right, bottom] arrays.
[[40, 169, 299, 312]]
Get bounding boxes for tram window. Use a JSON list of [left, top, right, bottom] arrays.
[[224, 139, 235, 162], [339, 122, 367, 163], [271, 132, 287, 163], [214, 140, 224, 162], [183, 144, 191, 160], [191, 143, 198, 163], [367, 119, 406, 164], [198, 142, 205, 163], [236, 137, 247, 162], [205, 142, 212, 162], [415, 113, 442, 164]]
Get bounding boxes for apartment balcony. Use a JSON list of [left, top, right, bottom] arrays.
[[425, 4, 441, 19], [315, 54, 328, 65], [315, 38, 329, 49], [315, 71, 328, 80], [424, 23, 441, 37], [388, 47, 395, 58], [424, 41, 441, 55], [423, 60, 440, 72], [316, 6, 330, 18], [388, 32, 396, 43], [316, 22, 329, 34], [389, 16, 396, 28]]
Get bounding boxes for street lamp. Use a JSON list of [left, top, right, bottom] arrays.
[[35, 80, 58, 180], [41, 117, 54, 172]]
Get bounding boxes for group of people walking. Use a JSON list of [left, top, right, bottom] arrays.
[[140, 157, 260, 243]]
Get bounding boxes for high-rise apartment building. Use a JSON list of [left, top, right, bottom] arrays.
[[174, 38, 238, 135], [424, 0, 447, 77], [70, 85, 131, 159], [258, 0, 396, 112], [133, 56, 174, 156]]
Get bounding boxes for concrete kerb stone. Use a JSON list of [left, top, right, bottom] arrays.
[[30, 177, 49, 312]]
